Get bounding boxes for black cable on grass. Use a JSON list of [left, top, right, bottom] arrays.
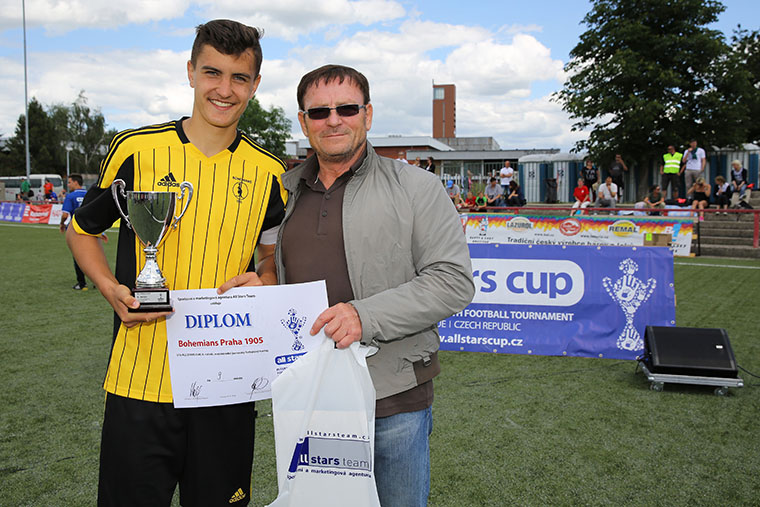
[[738, 365, 760, 379], [465, 360, 630, 387]]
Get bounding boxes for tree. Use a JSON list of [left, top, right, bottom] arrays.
[[54, 90, 113, 174], [236, 97, 292, 159], [731, 27, 760, 144], [4, 98, 65, 176], [554, 0, 751, 195]]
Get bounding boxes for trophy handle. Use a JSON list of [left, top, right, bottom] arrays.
[[111, 179, 132, 229], [172, 181, 194, 229]]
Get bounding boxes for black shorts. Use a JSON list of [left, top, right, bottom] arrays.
[[98, 393, 257, 507]]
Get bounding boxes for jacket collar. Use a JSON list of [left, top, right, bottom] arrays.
[[282, 142, 377, 193]]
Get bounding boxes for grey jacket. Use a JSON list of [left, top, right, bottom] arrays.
[[275, 143, 475, 399]]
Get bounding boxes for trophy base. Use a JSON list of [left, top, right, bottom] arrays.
[[128, 287, 173, 313]]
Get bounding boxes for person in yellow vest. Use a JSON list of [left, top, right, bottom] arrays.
[[660, 144, 683, 199]]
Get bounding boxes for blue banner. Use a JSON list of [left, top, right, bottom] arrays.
[[439, 244, 676, 360], [0, 202, 25, 222]]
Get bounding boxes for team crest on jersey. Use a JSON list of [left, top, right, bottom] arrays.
[[232, 176, 251, 203], [157, 172, 180, 188]]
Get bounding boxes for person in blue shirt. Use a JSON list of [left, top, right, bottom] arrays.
[[60, 174, 91, 290]]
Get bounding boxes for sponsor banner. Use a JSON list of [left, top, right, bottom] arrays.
[[0, 202, 26, 222], [464, 213, 694, 256], [47, 204, 63, 225], [21, 204, 53, 224], [439, 244, 676, 360]]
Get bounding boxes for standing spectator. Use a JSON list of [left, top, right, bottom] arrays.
[[43, 178, 54, 199], [571, 177, 591, 214], [485, 177, 504, 208], [687, 177, 711, 221], [582, 159, 600, 201], [714, 175, 730, 214], [506, 180, 525, 207], [20, 177, 30, 200], [413, 156, 422, 168], [729, 160, 751, 208], [396, 151, 408, 164], [423, 156, 436, 173], [595, 176, 618, 210], [682, 139, 706, 197], [499, 160, 514, 194], [608, 154, 628, 199], [660, 145, 683, 199], [59, 174, 90, 290]]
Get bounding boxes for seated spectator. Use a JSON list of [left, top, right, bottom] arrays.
[[595, 176, 618, 210], [446, 179, 461, 203], [643, 184, 665, 215], [687, 177, 711, 221], [571, 177, 591, 215], [506, 180, 525, 207], [714, 175, 730, 215], [485, 177, 505, 208], [729, 160, 752, 209]]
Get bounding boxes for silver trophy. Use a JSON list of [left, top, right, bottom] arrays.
[[111, 178, 193, 312]]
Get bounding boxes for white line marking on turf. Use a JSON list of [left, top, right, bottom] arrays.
[[0, 223, 119, 232], [674, 261, 760, 270]]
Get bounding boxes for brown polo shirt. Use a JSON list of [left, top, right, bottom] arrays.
[[280, 151, 435, 418]]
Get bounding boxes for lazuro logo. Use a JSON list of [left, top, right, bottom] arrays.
[[608, 220, 639, 237], [471, 258, 584, 306], [504, 216, 532, 233]]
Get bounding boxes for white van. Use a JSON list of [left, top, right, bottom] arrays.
[[0, 174, 64, 200]]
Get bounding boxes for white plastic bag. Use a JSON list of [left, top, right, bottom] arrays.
[[267, 338, 381, 507]]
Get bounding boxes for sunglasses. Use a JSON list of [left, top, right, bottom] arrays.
[[302, 104, 366, 120]]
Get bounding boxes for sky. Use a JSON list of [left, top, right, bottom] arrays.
[[0, 0, 756, 152]]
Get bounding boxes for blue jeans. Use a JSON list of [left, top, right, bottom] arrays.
[[374, 406, 433, 507]]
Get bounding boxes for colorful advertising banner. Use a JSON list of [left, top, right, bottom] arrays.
[[438, 244, 676, 360], [463, 213, 694, 256], [21, 204, 53, 224], [0, 202, 26, 222]]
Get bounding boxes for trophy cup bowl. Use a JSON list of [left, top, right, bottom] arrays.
[[111, 179, 193, 312]]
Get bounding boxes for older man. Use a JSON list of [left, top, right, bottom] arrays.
[[276, 64, 474, 506]]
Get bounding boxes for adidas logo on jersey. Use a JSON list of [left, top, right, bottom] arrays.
[[157, 173, 180, 188], [228, 488, 246, 503]]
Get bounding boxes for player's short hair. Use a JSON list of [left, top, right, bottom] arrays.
[[191, 19, 264, 77], [297, 64, 370, 111], [68, 174, 83, 186]]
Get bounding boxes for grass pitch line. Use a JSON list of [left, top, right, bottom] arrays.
[[674, 261, 760, 270], [0, 222, 120, 232]]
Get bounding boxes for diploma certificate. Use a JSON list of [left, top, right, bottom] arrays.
[[165, 281, 328, 408]]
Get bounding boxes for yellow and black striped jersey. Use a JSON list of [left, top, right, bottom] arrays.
[[71, 118, 287, 403]]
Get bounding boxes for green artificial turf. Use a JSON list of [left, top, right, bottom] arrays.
[[1, 223, 758, 506]]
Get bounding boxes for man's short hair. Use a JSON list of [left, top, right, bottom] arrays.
[[489, 177, 497, 183], [297, 64, 370, 111], [69, 174, 83, 186], [191, 19, 264, 77]]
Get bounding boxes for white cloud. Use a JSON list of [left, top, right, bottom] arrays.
[[0, 13, 584, 151], [0, 0, 193, 32]]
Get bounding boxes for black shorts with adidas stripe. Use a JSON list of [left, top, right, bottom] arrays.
[[98, 393, 256, 506]]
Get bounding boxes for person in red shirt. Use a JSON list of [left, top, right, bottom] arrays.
[[44, 179, 54, 198], [571, 177, 591, 215]]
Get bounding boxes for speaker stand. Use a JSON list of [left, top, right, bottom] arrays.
[[638, 362, 744, 396]]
